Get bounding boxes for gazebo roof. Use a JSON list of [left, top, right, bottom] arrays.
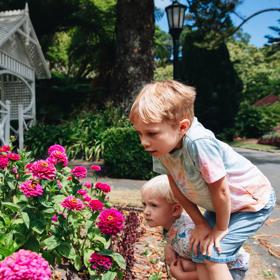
[[0, 4, 51, 79]]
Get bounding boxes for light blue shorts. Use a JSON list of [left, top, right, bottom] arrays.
[[192, 191, 276, 264]]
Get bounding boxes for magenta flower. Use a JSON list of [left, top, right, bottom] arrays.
[[77, 189, 88, 196], [97, 208, 125, 235], [88, 199, 104, 211], [29, 160, 56, 180], [51, 215, 58, 222], [95, 182, 111, 193], [91, 165, 101, 172], [0, 145, 11, 153], [19, 180, 44, 198], [47, 150, 68, 167], [89, 252, 113, 271], [61, 196, 85, 211], [71, 166, 87, 179], [0, 156, 9, 169], [48, 144, 65, 155], [8, 153, 21, 161], [83, 181, 92, 189], [0, 249, 52, 280], [83, 194, 92, 202]]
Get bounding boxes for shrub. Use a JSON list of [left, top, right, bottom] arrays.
[[0, 143, 126, 279], [234, 102, 278, 138], [102, 127, 154, 180]]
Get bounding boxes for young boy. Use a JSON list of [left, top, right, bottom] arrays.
[[130, 80, 275, 280], [141, 175, 250, 280]]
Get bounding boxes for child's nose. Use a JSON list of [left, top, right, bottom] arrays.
[[140, 137, 150, 148]]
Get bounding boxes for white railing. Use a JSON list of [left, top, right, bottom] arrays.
[[0, 100, 11, 145], [0, 51, 34, 81]]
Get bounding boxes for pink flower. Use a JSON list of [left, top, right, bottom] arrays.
[[29, 160, 56, 180], [83, 194, 92, 202], [61, 196, 85, 211], [57, 180, 63, 189], [51, 215, 58, 222], [88, 199, 104, 211], [89, 252, 113, 271], [48, 144, 65, 155], [0, 249, 52, 280], [8, 153, 21, 161], [91, 165, 101, 172], [83, 181, 92, 189], [47, 150, 68, 167], [0, 156, 9, 169], [71, 166, 87, 179], [95, 182, 111, 193], [19, 180, 44, 197], [0, 145, 11, 153], [97, 208, 125, 235], [77, 189, 87, 195]]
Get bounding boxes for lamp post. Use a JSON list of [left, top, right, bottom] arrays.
[[165, 0, 187, 80]]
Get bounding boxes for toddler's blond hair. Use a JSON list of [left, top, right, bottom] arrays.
[[141, 175, 178, 204], [129, 80, 196, 124]]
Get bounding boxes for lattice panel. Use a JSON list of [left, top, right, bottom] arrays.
[[1, 78, 32, 120]]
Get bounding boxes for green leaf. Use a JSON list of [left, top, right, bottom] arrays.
[[111, 253, 126, 270], [21, 212, 30, 229], [102, 271, 117, 280], [1, 202, 20, 211], [56, 242, 76, 259], [73, 255, 82, 271], [42, 235, 60, 250]]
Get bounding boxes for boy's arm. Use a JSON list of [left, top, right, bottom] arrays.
[[202, 176, 231, 256], [169, 259, 198, 280], [167, 175, 211, 255]]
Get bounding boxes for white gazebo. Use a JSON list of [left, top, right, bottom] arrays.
[[0, 3, 50, 148]]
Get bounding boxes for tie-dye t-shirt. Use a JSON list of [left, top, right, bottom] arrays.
[[153, 118, 273, 212], [166, 213, 249, 270]]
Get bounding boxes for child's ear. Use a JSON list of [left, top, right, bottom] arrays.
[[179, 119, 190, 134], [172, 204, 182, 217]]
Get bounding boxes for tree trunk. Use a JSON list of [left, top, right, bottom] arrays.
[[111, 0, 154, 112]]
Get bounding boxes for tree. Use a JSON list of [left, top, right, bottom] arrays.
[[110, 0, 154, 110], [266, 19, 280, 53]]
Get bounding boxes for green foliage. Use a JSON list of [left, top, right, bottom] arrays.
[[154, 64, 173, 81], [102, 127, 154, 180], [25, 104, 129, 161], [234, 102, 279, 138], [0, 144, 126, 279]]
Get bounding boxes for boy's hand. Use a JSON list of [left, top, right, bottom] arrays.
[[189, 223, 212, 256], [200, 227, 229, 256]]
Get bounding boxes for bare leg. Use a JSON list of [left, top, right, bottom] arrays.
[[205, 260, 233, 280], [196, 263, 209, 280]]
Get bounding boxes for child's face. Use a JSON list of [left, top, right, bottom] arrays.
[[133, 117, 188, 157], [141, 189, 177, 230]]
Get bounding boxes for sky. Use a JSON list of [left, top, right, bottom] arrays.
[[155, 0, 280, 47]]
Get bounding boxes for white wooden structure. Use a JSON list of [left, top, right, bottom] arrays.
[[0, 4, 50, 148]]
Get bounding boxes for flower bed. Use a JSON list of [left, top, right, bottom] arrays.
[[0, 144, 128, 279]]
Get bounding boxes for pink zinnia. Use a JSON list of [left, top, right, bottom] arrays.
[[19, 180, 43, 197], [61, 196, 85, 211], [91, 165, 101, 172], [83, 194, 92, 202], [0, 156, 9, 169], [47, 150, 68, 167], [0, 249, 51, 280], [95, 182, 111, 193], [29, 160, 56, 180], [8, 153, 20, 161], [51, 215, 58, 222], [88, 199, 104, 211], [89, 252, 113, 271], [71, 166, 87, 179], [77, 189, 87, 195], [48, 144, 65, 155], [83, 181, 92, 189], [97, 208, 125, 235], [0, 145, 11, 153]]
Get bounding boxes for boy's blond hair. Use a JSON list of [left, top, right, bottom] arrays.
[[141, 175, 178, 204], [129, 80, 196, 124]]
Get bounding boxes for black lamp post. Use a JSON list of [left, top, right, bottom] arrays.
[[165, 0, 187, 80]]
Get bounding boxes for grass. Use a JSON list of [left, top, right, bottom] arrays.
[[230, 139, 280, 153]]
